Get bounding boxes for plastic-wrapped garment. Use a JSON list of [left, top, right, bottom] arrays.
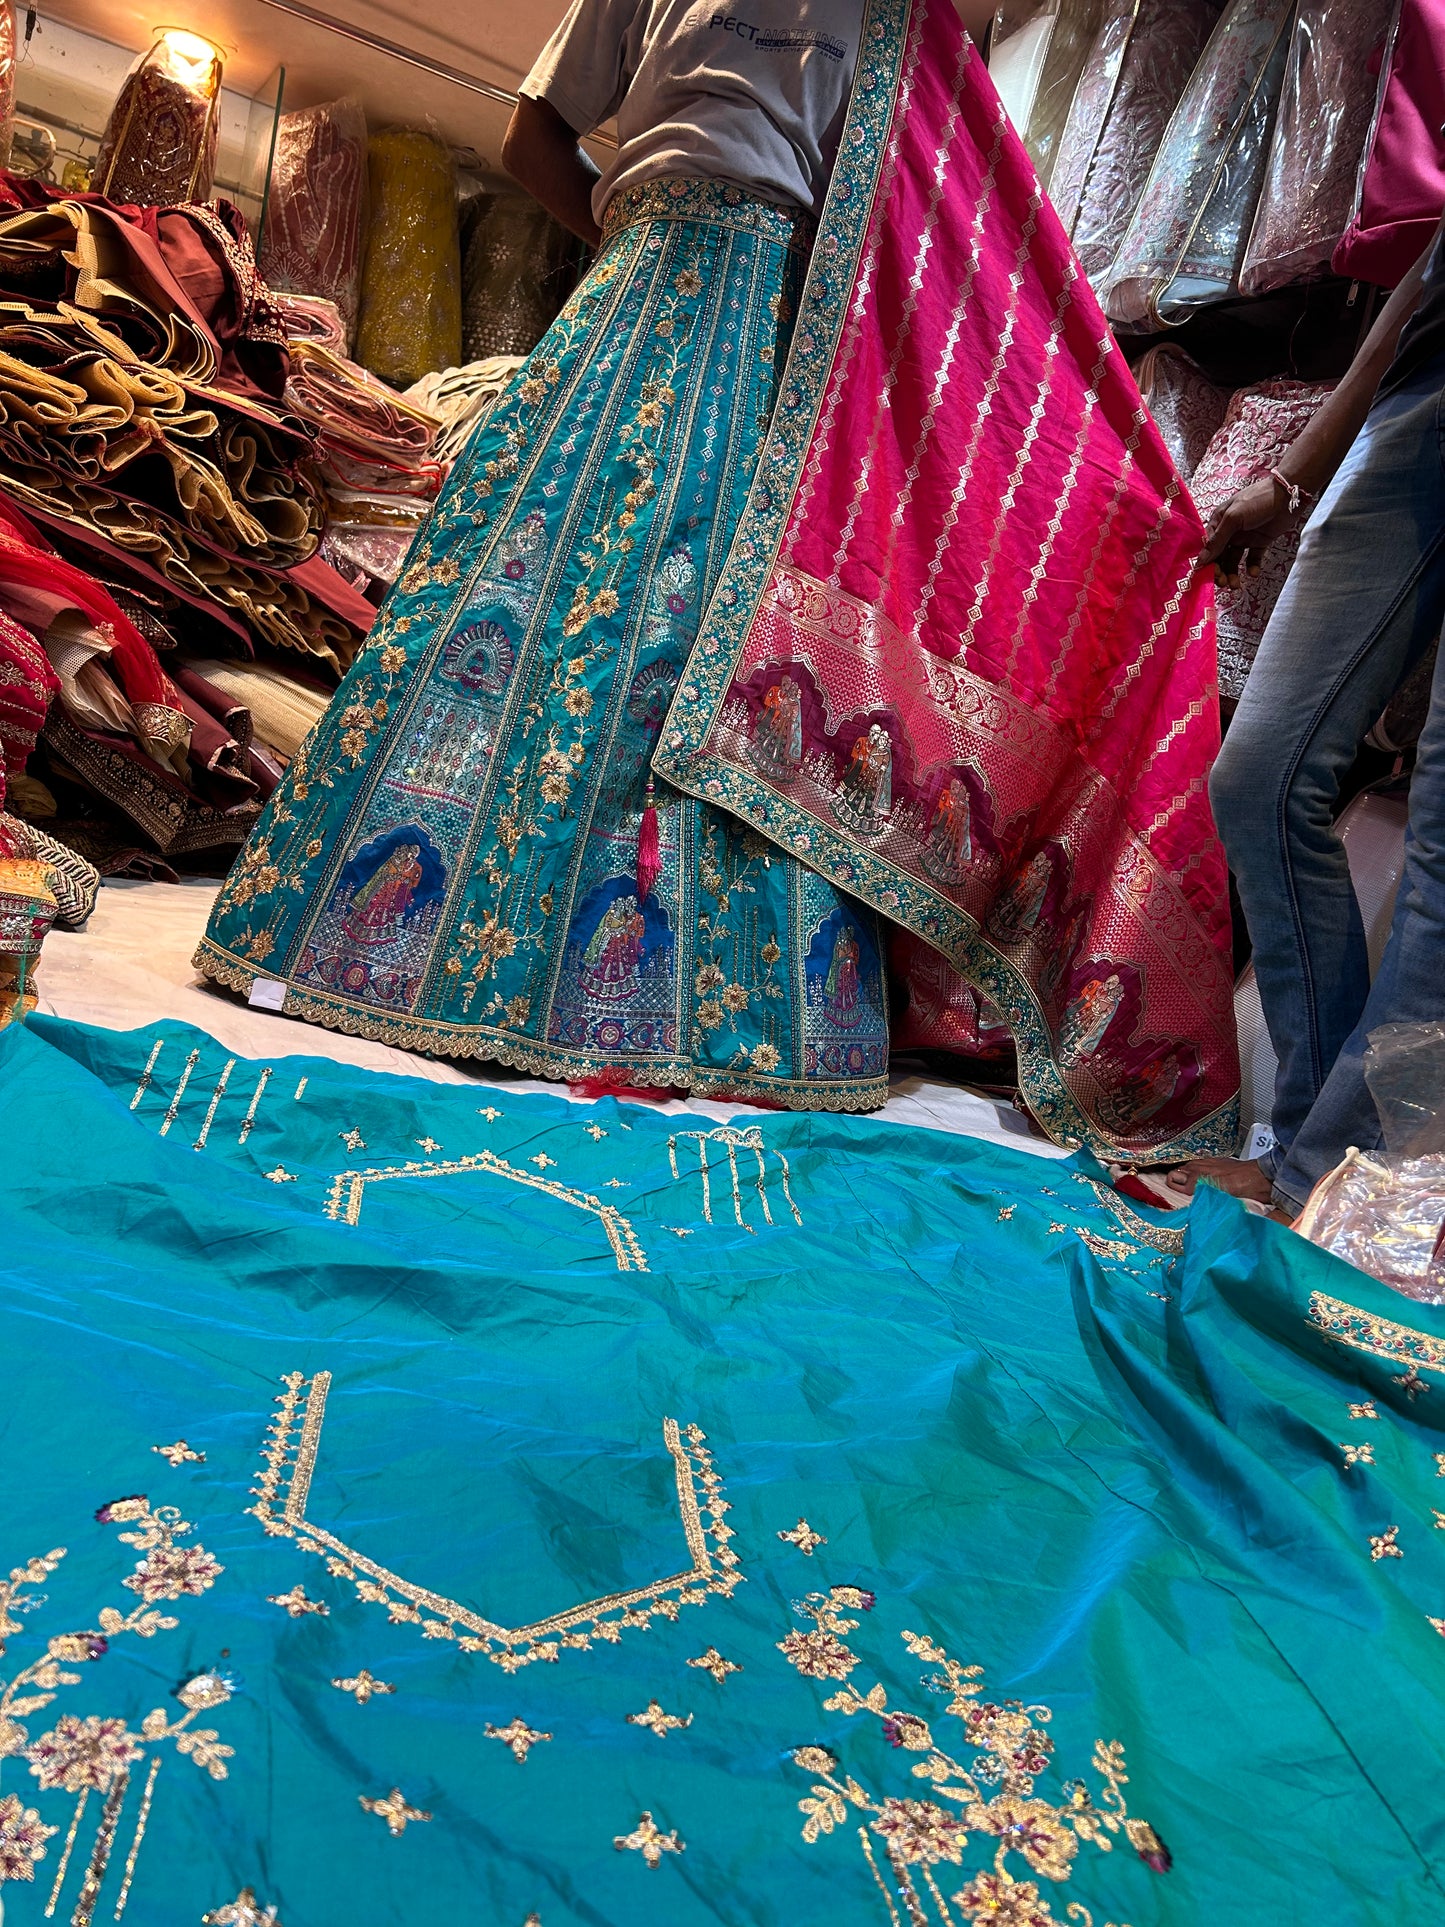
[[1049, 0, 1223, 286], [1335, 0, 1445, 286], [989, 3, 1059, 139], [1241, 0, 1394, 293], [0, 3, 16, 172], [1299, 1147, 1445, 1298], [92, 30, 224, 208], [321, 524, 415, 592], [259, 98, 368, 350], [1188, 379, 1335, 701], [355, 127, 461, 389], [1135, 343, 1232, 482], [405, 356, 526, 470], [993, 0, 1108, 188], [460, 194, 583, 361], [1102, 0, 1296, 328]]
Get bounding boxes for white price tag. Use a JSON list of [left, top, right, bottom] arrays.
[[247, 978, 287, 1012], [1241, 1121, 1277, 1162]]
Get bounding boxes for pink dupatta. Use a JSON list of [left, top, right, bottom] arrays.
[[656, 0, 1238, 1159]]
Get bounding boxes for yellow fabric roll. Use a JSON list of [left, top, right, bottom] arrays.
[[355, 127, 461, 389]]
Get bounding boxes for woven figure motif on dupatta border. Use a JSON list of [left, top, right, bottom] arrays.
[[655, 0, 1239, 1159]]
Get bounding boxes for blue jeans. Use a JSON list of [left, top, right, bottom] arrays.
[[1210, 360, 1445, 1209]]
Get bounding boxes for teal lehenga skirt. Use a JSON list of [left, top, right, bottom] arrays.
[[199, 180, 890, 1109]]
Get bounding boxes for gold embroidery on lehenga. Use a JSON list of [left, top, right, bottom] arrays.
[[359, 1788, 431, 1837], [237, 1068, 272, 1144], [485, 1719, 551, 1763], [614, 1811, 684, 1869], [250, 1378, 742, 1672], [779, 1519, 826, 1557], [1369, 1526, 1402, 1561], [687, 1648, 741, 1683], [129, 1039, 164, 1111], [332, 1671, 394, 1705], [780, 1615, 1169, 1927], [152, 1441, 204, 1467], [323, 1150, 648, 1271], [194, 1060, 237, 1150], [112, 1753, 160, 1921], [668, 1128, 802, 1231], [1339, 1442, 1374, 1467], [1349, 1402, 1378, 1421], [626, 1700, 693, 1737], [1309, 1294, 1445, 1378], [158, 1048, 200, 1137], [202, 1889, 281, 1927]]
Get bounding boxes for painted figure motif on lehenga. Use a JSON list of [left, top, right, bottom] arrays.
[[822, 922, 862, 1029], [344, 842, 425, 944], [580, 893, 648, 1002], [804, 898, 887, 1079], [749, 675, 804, 779], [552, 878, 677, 1055], [833, 722, 893, 836], [300, 826, 447, 1009]]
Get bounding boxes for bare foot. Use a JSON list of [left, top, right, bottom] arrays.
[[1170, 1156, 1275, 1205]]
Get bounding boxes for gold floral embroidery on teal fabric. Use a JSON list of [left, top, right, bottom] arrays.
[[0, 1499, 234, 1911], [779, 1608, 1170, 1927]]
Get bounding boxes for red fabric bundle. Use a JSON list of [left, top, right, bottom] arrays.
[[0, 608, 57, 807]]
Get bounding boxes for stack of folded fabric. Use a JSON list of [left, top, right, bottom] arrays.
[[0, 493, 278, 872], [285, 339, 444, 595], [405, 355, 525, 472], [0, 178, 373, 675]]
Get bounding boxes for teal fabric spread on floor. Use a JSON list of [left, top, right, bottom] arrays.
[[0, 1013, 1441, 1925]]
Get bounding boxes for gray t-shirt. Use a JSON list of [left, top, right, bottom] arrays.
[[520, 1, 863, 220]]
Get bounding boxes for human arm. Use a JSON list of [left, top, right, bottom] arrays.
[[501, 95, 604, 250], [1204, 218, 1445, 581]]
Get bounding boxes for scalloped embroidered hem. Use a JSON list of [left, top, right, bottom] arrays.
[[192, 938, 891, 1116]]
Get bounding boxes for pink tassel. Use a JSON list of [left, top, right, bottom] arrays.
[[636, 776, 661, 903]]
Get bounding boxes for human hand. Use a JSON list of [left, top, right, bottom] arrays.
[[1200, 476, 1298, 585]]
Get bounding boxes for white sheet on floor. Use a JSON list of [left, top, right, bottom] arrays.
[[35, 879, 1064, 1155]]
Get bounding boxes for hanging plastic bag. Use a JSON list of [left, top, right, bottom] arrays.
[[1011, 0, 1109, 189], [355, 125, 461, 390], [1334, 0, 1445, 286], [1049, 0, 1223, 286], [1241, 0, 1394, 294], [259, 97, 368, 351], [1102, 0, 1295, 328], [92, 29, 224, 208]]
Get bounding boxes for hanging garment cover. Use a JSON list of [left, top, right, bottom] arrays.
[[1101, 0, 1296, 326], [655, 0, 1238, 1157], [258, 97, 368, 350], [1048, 0, 1223, 286], [1335, 0, 1445, 286], [2, 1013, 1444, 1923], [1240, 0, 1394, 295]]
